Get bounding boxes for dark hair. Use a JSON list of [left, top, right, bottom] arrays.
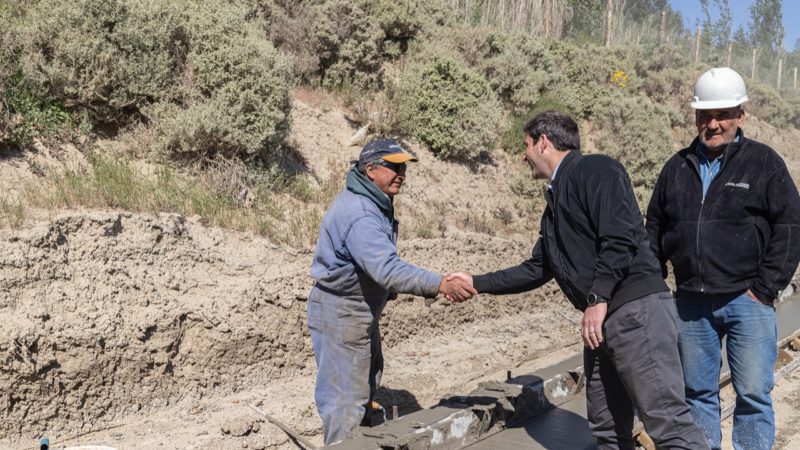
[[523, 111, 580, 152]]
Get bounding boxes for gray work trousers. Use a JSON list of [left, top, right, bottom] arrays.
[[307, 286, 384, 446], [584, 291, 710, 450]]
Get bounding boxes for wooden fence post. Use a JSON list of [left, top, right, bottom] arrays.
[[777, 58, 783, 90], [659, 10, 667, 47], [751, 48, 758, 80], [604, 0, 613, 47], [694, 26, 701, 63], [543, 0, 551, 37], [726, 42, 732, 67]]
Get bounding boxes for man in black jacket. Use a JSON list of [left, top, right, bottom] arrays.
[[646, 67, 800, 450], [450, 112, 708, 449]]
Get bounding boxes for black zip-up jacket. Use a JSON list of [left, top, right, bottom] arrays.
[[646, 133, 800, 302], [473, 151, 667, 313]]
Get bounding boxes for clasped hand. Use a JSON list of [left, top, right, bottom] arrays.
[[438, 272, 476, 302]]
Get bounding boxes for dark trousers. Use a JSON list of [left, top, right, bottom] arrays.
[[584, 291, 710, 450]]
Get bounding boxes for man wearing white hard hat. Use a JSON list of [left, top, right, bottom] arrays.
[[646, 67, 800, 450]]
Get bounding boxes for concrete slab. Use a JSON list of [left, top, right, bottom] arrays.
[[464, 396, 594, 450]]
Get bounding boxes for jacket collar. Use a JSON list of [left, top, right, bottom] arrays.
[[345, 165, 394, 219], [686, 128, 746, 170], [550, 150, 581, 193]]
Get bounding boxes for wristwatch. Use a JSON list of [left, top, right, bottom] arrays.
[[586, 292, 608, 306]]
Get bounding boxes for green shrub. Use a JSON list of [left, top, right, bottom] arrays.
[[784, 91, 800, 129], [314, 0, 423, 89], [592, 91, 675, 206], [500, 93, 573, 153], [19, 0, 292, 160], [395, 58, 503, 160], [236, 0, 321, 79], [2, 74, 77, 149], [747, 82, 793, 129], [0, 3, 21, 148], [20, 0, 182, 124], [473, 33, 561, 114], [148, 0, 293, 160]]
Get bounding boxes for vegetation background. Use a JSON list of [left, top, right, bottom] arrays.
[[0, 0, 798, 238], [1, 2, 800, 448]]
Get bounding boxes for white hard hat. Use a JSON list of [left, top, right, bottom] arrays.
[[690, 67, 749, 109]]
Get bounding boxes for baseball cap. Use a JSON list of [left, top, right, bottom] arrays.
[[358, 139, 418, 166]]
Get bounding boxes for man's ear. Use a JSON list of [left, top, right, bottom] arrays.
[[364, 162, 377, 181], [538, 134, 550, 153]]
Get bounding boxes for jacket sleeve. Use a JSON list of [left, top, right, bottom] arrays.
[[344, 215, 442, 297], [472, 237, 553, 294], [586, 163, 641, 299], [645, 167, 670, 279], [751, 162, 800, 302]]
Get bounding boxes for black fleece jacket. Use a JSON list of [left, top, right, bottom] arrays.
[[473, 151, 667, 313], [646, 133, 800, 302]]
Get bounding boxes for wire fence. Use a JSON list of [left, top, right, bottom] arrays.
[[445, 0, 571, 38], [444, 0, 799, 92]]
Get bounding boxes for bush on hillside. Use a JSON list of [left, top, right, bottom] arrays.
[[785, 92, 800, 129], [500, 93, 574, 152], [148, 1, 293, 160], [747, 83, 793, 129], [634, 46, 696, 108], [314, 0, 423, 89], [1, 3, 80, 151], [19, 0, 292, 160], [395, 58, 503, 160], [236, 0, 321, 79], [468, 33, 562, 115], [593, 91, 676, 205], [0, 4, 19, 148]]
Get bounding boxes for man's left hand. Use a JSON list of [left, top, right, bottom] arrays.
[[581, 303, 608, 350], [746, 289, 768, 305]]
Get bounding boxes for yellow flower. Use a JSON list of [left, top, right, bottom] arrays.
[[611, 69, 629, 89]]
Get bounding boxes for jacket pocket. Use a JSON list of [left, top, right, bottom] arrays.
[[703, 220, 760, 280]]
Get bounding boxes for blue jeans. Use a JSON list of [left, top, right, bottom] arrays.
[[676, 291, 777, 450]]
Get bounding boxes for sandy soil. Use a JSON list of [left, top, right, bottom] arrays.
[[0, 96, 798, 450]]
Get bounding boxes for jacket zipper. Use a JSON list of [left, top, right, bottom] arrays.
[[694, 150, 726, 293], [696, 198, 705, 293], [545, 190, 574, 304]]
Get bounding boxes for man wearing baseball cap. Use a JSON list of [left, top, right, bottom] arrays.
[[646, 68, 800, 449], [307, 138, 475, 445]]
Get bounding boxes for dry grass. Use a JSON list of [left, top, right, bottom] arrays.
[[13, 153, 339, 247], [0, 196, 25, 228]]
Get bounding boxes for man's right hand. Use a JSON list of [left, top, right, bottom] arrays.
[[439, 272, 476, 302]]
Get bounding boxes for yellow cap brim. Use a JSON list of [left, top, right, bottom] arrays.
[[382, 153, 417, 163]]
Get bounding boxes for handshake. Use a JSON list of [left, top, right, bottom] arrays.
[[438, 272, 476, 302]]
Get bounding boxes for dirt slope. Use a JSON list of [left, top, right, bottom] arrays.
[[0, 96, 798, 449]]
